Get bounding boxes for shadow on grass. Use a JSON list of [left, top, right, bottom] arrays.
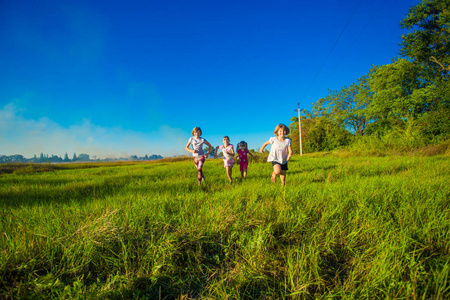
[[319, 243, 352, 289]]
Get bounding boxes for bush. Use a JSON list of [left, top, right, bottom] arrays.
[[417, 140, 450, 156]]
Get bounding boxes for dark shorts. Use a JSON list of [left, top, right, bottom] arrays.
[[272, 161, 288, 171]]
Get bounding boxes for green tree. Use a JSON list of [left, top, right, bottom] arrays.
[[302, 117, 352, 152], [324, 75, 372, 136], [400, 0, 450, 75], [204, 146, 214, 157], [399, 0, 450, 141], [368, 59, 433, 122]]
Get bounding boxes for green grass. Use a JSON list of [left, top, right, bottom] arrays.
[[1, 155, 449, 299]]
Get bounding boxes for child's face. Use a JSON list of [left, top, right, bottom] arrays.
[[223, 138, 229, 145], [194, 131, 201, 138], [240, 144, 245, 150], [277, 128, 286, 137]]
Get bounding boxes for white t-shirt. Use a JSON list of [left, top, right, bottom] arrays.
[[267, 137, 291, 164], [188, 137, 207, 157], [219, 144, 234, 160]]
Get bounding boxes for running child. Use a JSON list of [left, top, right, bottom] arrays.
[[260, 124, 293, 186], [236, 141, 255, 180], [214, 136, 235, 184], [185, 127, 212, 185]]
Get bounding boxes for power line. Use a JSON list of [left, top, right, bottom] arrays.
[[302, 0, 363, 99], [327, 0, 388, 79]]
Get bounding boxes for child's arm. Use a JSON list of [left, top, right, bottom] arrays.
[[248, 151, 255, 160], [229, 145, 235, 156], [185, 140, 194, 154], [204, 140, 212, 158], [214, 145, 219, 159], [287, 144, 293, 161], [260, 140, 270, 153]]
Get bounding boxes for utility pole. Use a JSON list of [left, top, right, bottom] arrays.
[[294, 103, 303, 156]]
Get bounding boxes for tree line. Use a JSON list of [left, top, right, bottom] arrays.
[[288, 0, 449, 153], [0, 153, 164, 164]]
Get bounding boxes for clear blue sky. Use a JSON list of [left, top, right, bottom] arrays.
[[1, 0, 418, 158]]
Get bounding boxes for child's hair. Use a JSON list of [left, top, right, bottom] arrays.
[[223, 136, 230, 140], [192, 127, 202, 136], [274, 123, 290, 135], [238, 141, 248, 150]]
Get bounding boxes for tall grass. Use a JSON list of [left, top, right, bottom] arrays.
[[336, 137, 450, 158], [1, 155, 449, 299]]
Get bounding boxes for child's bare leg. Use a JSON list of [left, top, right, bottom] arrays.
[[271, 164, 281, 183], [273, 164, 281, 175], [226, 167, 232, 183], [243, 169, 247, 179], [280, 170, 287, 186], [195, 157, 205, 184]]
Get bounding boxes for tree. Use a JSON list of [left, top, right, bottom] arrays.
[[49, 155, 63, 163], [302, 117, 352, 152], [400, 0, 450, 75], [368, 59, 432, 122], [291, 0, 450, 149], [77, 154, 90, 161], [324, 75, 372, 136], [64, 152, 70, 162], [398, 0, 450, 141], [10, 155, 25, 162], [73, 153, 77, 161], [204, 146, 214, 157]]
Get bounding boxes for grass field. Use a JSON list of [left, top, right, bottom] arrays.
[[0, 154, 449, 299]]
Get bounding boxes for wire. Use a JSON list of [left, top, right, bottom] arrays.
[[302, 0, 363, 99], [327, 0, 388, 79]]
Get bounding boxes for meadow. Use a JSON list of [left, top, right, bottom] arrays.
[[0, 154, 449, 299]]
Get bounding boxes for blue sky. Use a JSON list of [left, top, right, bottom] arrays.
[[1, 0, 418, 158]]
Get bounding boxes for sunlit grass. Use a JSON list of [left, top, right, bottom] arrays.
[[1, 155, 449, 299]]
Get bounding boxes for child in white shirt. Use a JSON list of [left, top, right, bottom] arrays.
[[215, 136, 235, 184], [185, 127, 212, 185], [260, 124, 293, 186]]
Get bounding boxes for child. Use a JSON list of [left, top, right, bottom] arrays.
[[260, 124, 293, 186], [214, 136, 235, 184], [236, 141, 255, 180], [185, 127, 212, 185]]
